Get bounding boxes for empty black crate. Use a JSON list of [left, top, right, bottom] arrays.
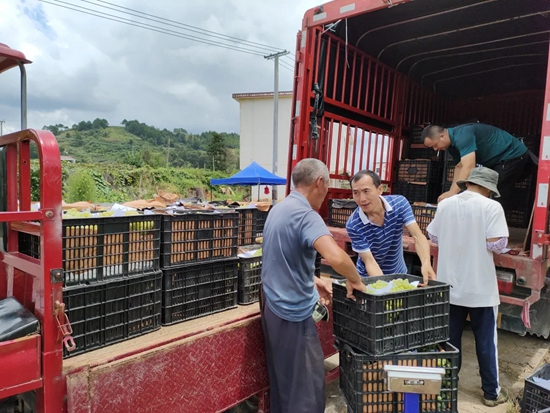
[[238, 255, 262, 305], [63, 283, 104, 358], [443, 161, 455, 183], [127, 272, 162, 337], [237, 208, 256, 246], [161, 258, 238, 325], [315, 252, 322, 278], [19, 215, 161, 286], [393, 182, 440, 204], [63, 270, 162, 358], [407, 146, 440, 160], [255, 207, 271, 238], [410, 124, 424, 144], [411, 204, 437, 237], [339, 341, 459, 413], [328, 199, 357, 228], [160, 211, 238, 268], [398, 160, 441, 184], [522, 363, 550, 413], [505, 208, 531, 228], [333, 275, 450, 356]]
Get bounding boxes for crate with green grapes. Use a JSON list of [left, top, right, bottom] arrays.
[[333, 274, 450, 356]]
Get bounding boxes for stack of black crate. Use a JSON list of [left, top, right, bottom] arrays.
[[394, 125, 443, 204], [332, 275, 458, 413], [235, 207, 271, 305], [235, 206, 322, 305], [20, 214, 164, 358], [160, 210, 240, 325]]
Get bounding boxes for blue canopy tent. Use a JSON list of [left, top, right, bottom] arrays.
[[210, 161, 286, 186], [210, 161, 286, 200]]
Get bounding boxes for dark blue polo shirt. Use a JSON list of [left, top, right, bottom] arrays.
[[447, 123, 527, 168]]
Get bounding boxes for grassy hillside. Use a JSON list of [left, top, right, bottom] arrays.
[[41, 120, 240, 171], [56, 126, 154, 163]]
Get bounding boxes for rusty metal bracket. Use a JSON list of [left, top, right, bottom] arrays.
[[50, 268, 63, 284], [54, 300, 76, 352]]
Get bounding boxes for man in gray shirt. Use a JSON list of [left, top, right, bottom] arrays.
[[261, 158, 365, 413]]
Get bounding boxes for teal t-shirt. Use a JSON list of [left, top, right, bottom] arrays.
[[447, 124, 527, 168]]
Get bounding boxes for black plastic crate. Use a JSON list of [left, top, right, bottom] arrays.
[[127, 272, 162, 337], [505, 208, 531, 228], [410, 124, 424, 144], [315, 252, 322, 278], [333, 274, 450, 356], [255, 208, 271, 238], [63, 283, 104, 358], [238, 255, 262, 305], [397, 160, 441, 184], [237, 208, 255, 246], [161, 258, 238, 325], [407, 147, 440, 160], [522, 363, 550, 413], [393, 182, 440, 204], [443, 161, 454, 183], [103, 278, 128, 345], [411, 204, 437, 237], [63, 271, 162, 358], [339, 341, 459, 413], [328, 199, 357, 228], [160, 211, 239, 268], [18, 215, 161, 286]]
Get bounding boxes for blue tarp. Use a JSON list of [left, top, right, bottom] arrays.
[[210, 161, 286, 186]]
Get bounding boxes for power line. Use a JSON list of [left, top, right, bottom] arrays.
[[93, 0, 292, 56], [41, 0, 296, 71], [43, 0, 295, 62], [40, 0, 269, 57]]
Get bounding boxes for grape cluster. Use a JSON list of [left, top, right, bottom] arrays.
[[390, 278, 416, 292]]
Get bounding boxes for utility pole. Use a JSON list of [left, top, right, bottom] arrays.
[[0, 120, 5, 136], [166, 136, 171, 167], [264, 50, 289, 205]]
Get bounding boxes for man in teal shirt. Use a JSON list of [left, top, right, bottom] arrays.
[[422, 123, 536, 206]]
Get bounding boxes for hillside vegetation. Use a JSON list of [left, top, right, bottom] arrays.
[[42, 119, 239, 171], [32, 119, 249, 203]]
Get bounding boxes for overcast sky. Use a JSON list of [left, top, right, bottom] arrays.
[[0, 0, 321, 135]]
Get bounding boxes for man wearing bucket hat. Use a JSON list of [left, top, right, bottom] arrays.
[[427, 167, 509, 407]]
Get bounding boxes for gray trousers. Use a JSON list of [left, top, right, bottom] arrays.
[[260, 297, 325, 413]]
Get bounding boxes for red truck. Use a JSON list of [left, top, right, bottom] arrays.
[[2, 1, 550, 412], [288, 0, 550, 338]]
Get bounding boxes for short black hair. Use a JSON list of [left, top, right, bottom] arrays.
[[350, 170, 381, 187], [421, 124, 445, 142]]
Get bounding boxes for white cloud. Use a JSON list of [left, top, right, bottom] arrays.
[[0, 0, 321, 134]]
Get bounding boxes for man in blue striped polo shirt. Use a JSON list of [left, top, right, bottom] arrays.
[[346, 170, 436, 284]]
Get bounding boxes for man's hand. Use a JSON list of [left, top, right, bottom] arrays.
[[420, 263, 436, 286], [314, 277, 333, 306], [346, 278, 366, 300], [437, 191, 454, 203]]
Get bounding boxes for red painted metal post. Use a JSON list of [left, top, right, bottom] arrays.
[[0, 129, 63, 413]]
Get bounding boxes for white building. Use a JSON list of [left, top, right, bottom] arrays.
[[232, 91, 292, 202]]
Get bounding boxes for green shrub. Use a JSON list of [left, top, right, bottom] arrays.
[[65, 170, 97, 203]]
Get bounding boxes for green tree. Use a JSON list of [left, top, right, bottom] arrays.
[[207, 132, 228, 172]]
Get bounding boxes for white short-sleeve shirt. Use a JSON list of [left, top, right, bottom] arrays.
[[427, 191, 508, 307]]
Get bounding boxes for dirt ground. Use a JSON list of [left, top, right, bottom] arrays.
[[324, 328, 550, 413]]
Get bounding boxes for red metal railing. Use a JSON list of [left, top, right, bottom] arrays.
[[0, 129, 64, 413], [321, 113, 397, 183]]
